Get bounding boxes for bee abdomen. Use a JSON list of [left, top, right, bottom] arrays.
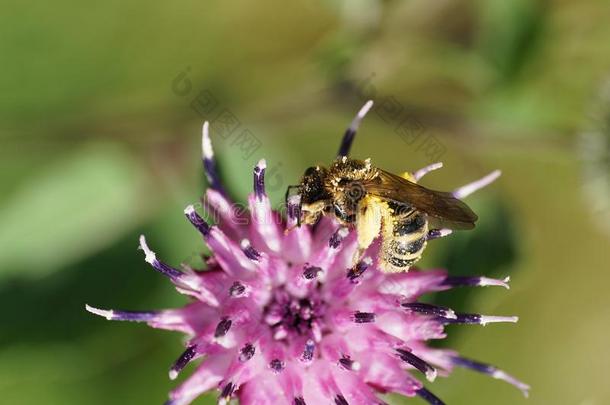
[[393, 212, 426, 236], [388, 237, 426, 257], [382, 212, 428, 272]]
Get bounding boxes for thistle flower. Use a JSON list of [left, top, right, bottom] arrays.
[[86, 103, 528, 404]]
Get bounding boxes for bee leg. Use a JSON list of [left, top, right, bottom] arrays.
[[353, 196, 382, 264]]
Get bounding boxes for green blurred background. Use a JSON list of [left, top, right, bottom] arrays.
[[1, 1, 609, 404]]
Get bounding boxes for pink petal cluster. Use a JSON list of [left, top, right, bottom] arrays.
[[87, 106, 528, 404]]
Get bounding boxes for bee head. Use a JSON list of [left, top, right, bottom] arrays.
[[292, 166, 331, 225], [300, 166, 329, 203]]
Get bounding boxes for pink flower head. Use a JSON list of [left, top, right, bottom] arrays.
[[87, 102, 528, 404]]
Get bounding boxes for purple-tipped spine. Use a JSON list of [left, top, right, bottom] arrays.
[[139, 235, 184, 280], [201, 121, 227, 195], [253, 159, 266, 200], [229, 281, 246, 297], [337, 100, 374, 157], [269, 359, 285, 373], [353, 311, 375, 323], [303, 265, 323, 280], [427, 228, 452, 240], [329, 227, 349, 249], [85, 305, 159, 322], [301, 339, 315, 362], [452, 170, 501, 199], [239, 343, 256, 362], [214, 318, 232, 338], [438, 313, 518, 325], [169, 345, 198, 380], [402, 302, 456, 319], [334, 394, 349, 405], [347, 257, 372, 281], [240, 239, 261, 261], [443, 275, 511, 289], [396, 348, 437, 381], [416, 387, 446, 405], [451, 357, 530, 397], [184, 205, 211, 237]]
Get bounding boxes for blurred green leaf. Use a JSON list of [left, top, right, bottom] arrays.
[[0, 143, 149, 277], [476, 0, 546, 82]]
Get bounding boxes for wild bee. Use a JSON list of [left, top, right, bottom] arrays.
[[286, 101, 479, 273]]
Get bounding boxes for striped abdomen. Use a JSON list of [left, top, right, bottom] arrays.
[[381, 206, 428, 272]]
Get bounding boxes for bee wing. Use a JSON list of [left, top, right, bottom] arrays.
[[362, 169, 477, 230]]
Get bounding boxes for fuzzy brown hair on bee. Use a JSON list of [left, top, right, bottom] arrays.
[[285, 101, 482, 273]]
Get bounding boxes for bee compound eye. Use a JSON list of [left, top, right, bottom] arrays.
[[304, 166, 317, 177]]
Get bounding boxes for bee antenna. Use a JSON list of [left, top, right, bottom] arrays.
[[337, 100, 374, 157]]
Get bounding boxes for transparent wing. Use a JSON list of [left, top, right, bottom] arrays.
[[362, 169, 477, 230]]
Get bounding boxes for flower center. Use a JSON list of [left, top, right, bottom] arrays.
[[263, 287, 326, 341]]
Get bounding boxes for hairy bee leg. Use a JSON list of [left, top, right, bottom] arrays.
[[353, 196, 383, 265]]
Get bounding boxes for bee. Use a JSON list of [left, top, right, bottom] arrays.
[[286, 101, 478, 273]]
